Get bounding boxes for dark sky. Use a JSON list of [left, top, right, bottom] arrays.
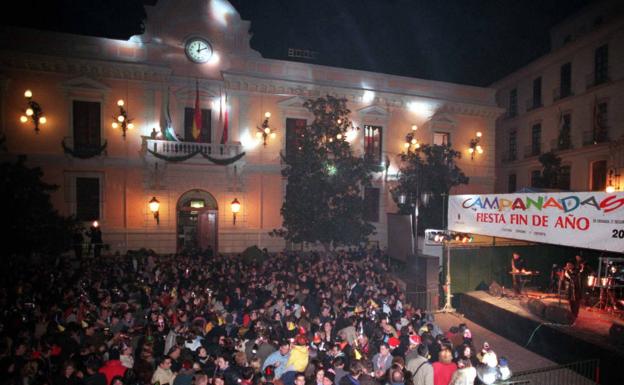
[[1, 0, 595, 86]]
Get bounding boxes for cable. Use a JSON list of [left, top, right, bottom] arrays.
[[525, 321, 573, 347]]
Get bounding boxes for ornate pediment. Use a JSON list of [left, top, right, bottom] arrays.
[[173, 86, 219, 102], [60, 76, 111, 99], [277, 96, 308, 109], [357, 104, 389, 117], [427, 111, 457, 131]]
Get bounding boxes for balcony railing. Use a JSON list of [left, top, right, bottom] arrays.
[[550, 137, 573, 152], [142, 137, 243, 163], [582, 129, 610, 146], [524, 144, 541, 158], [586, 68, 611, 89], [525, 98, 543, 111], [553, 86, 573, 101]]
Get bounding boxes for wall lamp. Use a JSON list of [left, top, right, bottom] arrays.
[[256, 112, 276, 146], [606, 168, 621, 193], [20, 90, 46, 133], [231, 198, 241, 225], [403, 125, 420, 152], [112, 99, 135, 139], [148, 196, 160, 224], [469, 131, 484, 160]]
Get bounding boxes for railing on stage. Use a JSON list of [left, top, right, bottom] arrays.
[[511, 359, 600, 385]]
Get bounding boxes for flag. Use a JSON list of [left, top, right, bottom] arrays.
[[192, 82, 202, 141], [221, 92, 228, 144], [160, 87, 179, 141]]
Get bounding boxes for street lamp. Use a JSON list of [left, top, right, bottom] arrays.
[[148, 196, 160, 224], [231, 198, 241, 225]]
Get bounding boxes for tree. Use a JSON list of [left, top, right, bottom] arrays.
[[535, 150, 566, 189], [0, 155, 76, 258], [391, 144, 468, 232], [271, 95, 377, 248]]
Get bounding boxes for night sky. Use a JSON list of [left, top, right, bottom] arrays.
[[1, 0, 595, 86]]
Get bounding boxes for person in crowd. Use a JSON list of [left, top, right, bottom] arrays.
[[407, 344, 433, 385], [151, 356, 176, 385], [431, 345, 456, 385], [263, 340, 291, 379], [99, 349, 127, 385]]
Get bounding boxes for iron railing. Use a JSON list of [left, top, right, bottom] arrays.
[[512, 359, 599, 385]]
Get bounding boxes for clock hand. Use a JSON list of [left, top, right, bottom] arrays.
[[197, 47, 208, 52]]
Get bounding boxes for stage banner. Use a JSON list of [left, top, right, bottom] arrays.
[[448, 192, 624, 253]]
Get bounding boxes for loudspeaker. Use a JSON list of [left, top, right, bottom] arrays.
[[488, 281, 503, 297], [609, 323, 624, 346], [544, 303, 574, 325], [527, 298, 546, 318]]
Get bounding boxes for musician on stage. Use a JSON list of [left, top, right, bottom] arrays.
[[574, 254, 591, 305], [511, 252, 527, 295], [563, 261, 582, 319]]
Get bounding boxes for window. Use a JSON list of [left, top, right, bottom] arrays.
[[184, 108, 211, 142], [508, 174, 517, 193], [508, 130, 517, 161], [594, 44, 609, 84], [531, 123, 541, 156], [73, 101, 101, 150], [531, 170, 541, 188], [591, 160, 607, 191], [560, 63, 572, 98], [285, 118, 307, 156], [433, 132, 450, 146], [596, 102, 608, 130], [559, 166, 571, 190], [508, 89, 518, 117], [363, 187, 380, 222], [364, 125, 382, 163], [558, 113, 571, 150], [76, 177, 100, 221], [532, 77, 542, 108]]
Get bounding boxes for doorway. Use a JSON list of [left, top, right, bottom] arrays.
[[177, 189, 218, 253]]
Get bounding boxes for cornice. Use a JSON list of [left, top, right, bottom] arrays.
[[0, 51, 172, 83], [223, 72, 504, 118]]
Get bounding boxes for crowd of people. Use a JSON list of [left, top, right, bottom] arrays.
[[0, 248, 511, 385]]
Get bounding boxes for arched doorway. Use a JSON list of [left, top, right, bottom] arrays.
[[177, 189, 218, 253]]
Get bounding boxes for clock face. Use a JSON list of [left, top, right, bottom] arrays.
[[185, 38, 213, 63]]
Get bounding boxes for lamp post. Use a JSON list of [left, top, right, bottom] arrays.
[[439, 192, 456, 313], [231, 198, 241, 225], [112, 99, 135, 139], [149, 197, 160, 224]]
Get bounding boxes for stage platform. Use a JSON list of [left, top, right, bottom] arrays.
[[460, 290, 624, 385]]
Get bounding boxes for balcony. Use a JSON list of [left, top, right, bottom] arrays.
[[141, 137, 244, 164], [552, 87, 573, 101], [550, 138, 573, 152], [525, 98, 543, 112], [524, 144, 541, 159], [582, 130, 610, 146], [502, 151, 518, 163], [585, 68, 611, 89]]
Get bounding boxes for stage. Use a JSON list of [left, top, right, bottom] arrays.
[[459, 290, 624, 385]]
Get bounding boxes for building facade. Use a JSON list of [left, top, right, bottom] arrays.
[[0, 0, 501, 254], [493, 0, 624, 194]]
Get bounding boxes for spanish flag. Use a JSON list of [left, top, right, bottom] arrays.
[[192, 82, 202, 141]]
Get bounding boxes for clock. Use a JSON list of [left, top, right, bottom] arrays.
[[185, 37, 213, 63]]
